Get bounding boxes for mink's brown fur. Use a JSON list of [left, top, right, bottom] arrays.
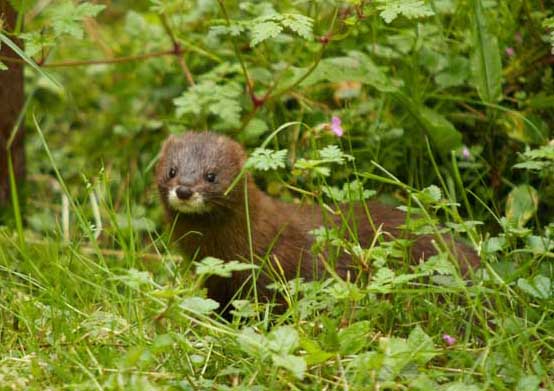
[[156, 132, 480, 310]]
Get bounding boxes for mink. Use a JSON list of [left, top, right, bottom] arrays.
[[156, 131, 480, 310]]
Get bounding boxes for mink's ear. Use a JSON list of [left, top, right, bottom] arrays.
[[232, 140, 247, 167], [156, 135, 177, 178]]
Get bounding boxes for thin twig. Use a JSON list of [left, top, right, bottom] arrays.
[[217, 0, 254, 99], [159, 14, 195, 86], [0, 49, 178, 68]]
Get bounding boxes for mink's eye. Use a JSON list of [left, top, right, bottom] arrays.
[[205, 172, 216, 183], [169, 167, 177, 178]]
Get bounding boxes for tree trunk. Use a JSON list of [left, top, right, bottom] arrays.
[[0, 1, 25, 221]]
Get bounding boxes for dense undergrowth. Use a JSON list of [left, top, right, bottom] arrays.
[[1, 0, 554, 389]]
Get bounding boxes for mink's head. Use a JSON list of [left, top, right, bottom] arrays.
[[156, 131, 247, 215]]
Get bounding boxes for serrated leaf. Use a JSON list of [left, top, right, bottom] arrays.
[[246, 148, 287, 171], [49, 2, 106, 39], [407, 326, 436, 365], [319, 145, 353, 164], [482, 236, 507, 253], [377, 0, 434, 23], [180, 297, 220, 314], [174, 81, 242, 127], [114, 268, 154, 289], [417, 253, 457, 275], [268, 326, 299, 354], [272, 354, 306, 380], [195, 257, 258, 278], [323, 180, 375, 202], [338, 321, 371, 354], [237, 327, 269, 357], [209, 23, 246, 38], [416, 185, 442, 204], [281, 13, 313, 40], [470, 0, 502, 103], [250, 20, 283, 46], [20, 32, 55, 58]]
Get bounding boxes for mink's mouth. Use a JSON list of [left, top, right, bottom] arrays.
[[167, 188, 212, 214]]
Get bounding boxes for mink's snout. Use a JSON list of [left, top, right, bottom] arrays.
[[176, 186, 193, 200]]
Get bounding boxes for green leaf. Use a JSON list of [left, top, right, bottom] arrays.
[[443, 384, 482, 391], [376, 0, 435, 23], [406, 326, 436, 365], [435, 56, 470, 88], [323, 180, 376, 202], [319, 145, 354, 164], [114, 269, 154, 289], [272, 354, 306, 380], [526, 235, 554, 255], [0, 60, 7, 71], [268, 326, 299, 355], [180, 297, 220, 314], [338, 321, 371, 354], [237, 327, 269, 357], [516, 375, 542, 391], [195, 257, 258, 278], [299, 52, 395, 92], [482, 236, 507, 253], [513, 161, 548, 170], [250, 20, 283, 46], [415, 185, 443, 204], [49, 1, 106, 39], [517, 276, 552, 299], [300, 338, 334, 365], [281, 13, 313, 40], [240, 118, 269, 144], [418, 106, 463, 151], [174, 81, 242, 127], [470, 0, 502, 103], [505, 185, 539, 228], [20, 32, 55, 58], [543, 17, 554, 54], [417, 253, 457, 276], [246, 148, 288, 171]]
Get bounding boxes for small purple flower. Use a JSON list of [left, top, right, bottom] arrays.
[[462, 146, 471, 160], [330, 116, 344, 137], [442, 334, 456, 346], [505, 47, 515, 57]]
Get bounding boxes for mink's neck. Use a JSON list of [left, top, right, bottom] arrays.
[[170, 181, 282, 262]]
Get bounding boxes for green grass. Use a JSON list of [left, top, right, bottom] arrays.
[[1, 158, 553, 390], [2, 0, 554, 389]]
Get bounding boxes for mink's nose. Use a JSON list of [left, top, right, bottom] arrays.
[[176, 186, 193, 200]]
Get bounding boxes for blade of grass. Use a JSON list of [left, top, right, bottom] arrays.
[[0, 32, 62, 89]]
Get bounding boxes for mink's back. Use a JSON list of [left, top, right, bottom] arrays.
[[215, 196, 480, 305]]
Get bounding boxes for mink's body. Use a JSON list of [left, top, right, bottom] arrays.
[[156, 132, 480, 309]]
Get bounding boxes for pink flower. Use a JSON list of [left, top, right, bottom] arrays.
[[330, 116, 343, 137], [462, 146, 471, 160], [442, 334, 456, 346], [505, 47, 515, 57]]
